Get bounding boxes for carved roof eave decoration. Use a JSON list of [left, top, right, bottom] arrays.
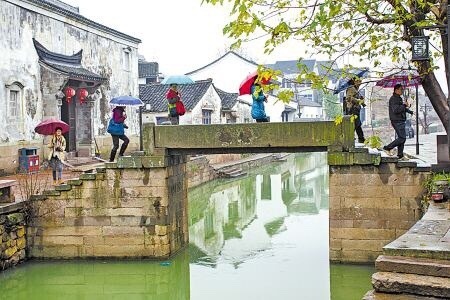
[[34, 39, 107, 83], [24, 0, 141, 44]]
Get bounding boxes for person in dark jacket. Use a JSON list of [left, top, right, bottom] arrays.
[[345, 77, 365, 143], [109, 106, 129, 162], [166, 84, 180, 125], [383, 84, 414, 160]]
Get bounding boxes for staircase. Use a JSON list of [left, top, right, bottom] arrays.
[[363, 202, 450, 299], [218, 167, 247, 178]]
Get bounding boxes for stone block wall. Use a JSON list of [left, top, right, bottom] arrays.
[[0, 206, 26, 271], [28, 155, 188, 259], [329, 161, 429, 263], [187, 156, 217, 188]]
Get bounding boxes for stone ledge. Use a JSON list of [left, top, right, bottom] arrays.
[[376, 255, 450, 278], [0, 202, 25, 215], [372, 272, 450, 298], [363, 290, 443, 299], [79, 173, 96, 181], [55, 184, 72, 192], [43, 190, 61, 196]]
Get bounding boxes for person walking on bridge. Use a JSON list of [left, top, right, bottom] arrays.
[[383, 83, 414, 161], [345, 77, 365, 143]]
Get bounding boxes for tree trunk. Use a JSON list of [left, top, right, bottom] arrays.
[[418, 61, 449, 133]]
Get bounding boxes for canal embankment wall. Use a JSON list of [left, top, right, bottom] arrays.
[[328, 151, 430, 263], [27, 156, 188, 259], [0, 203, 26, 271]]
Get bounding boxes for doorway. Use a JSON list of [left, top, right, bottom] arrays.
[[61, 98, 77, 153]]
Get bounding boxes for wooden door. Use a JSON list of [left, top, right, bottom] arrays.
[[61, 99, 77, 152]]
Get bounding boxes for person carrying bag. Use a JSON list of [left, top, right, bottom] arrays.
[[107, 106, 129, 162]]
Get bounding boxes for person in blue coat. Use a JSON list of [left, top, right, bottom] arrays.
[[251, 83, 269, 122]]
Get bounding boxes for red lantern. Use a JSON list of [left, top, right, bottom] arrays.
[[77, 88, 89, 104], [64, 87, 76, 103]]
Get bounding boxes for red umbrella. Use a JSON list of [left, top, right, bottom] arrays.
[[376, 71, 421, 88], [238, 71, 271, 95], [34, 118, 69, 136]]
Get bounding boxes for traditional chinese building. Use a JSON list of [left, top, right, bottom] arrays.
[[0, 0, 141, 173]]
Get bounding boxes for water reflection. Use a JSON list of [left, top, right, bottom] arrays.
[[188, 153, 335, 300], [0, 251, 190, 300], [0, 153, 373, 300]]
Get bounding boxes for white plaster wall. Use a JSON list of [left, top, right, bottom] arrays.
[[300, 106, 323, 119], [187, 52, 258, 93], [0, 0, 140, 145], [189, 86, 222, 125]]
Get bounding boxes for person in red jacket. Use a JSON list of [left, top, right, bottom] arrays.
[[109, 106, 129, 162], [166, 84, 181, 125]]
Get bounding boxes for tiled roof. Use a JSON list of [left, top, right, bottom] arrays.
[[267, 59, 316, 74], [139, 79, 214, 113], [299, 98, 322, 107], [33, 39, 106, 82], [216, 88, 239, 110], [186, 51, 259, 75], [25, 0, 141, 43], [139, 62, 159, 78]]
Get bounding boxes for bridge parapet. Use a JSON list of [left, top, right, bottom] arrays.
[[143, 117, 355, 155]]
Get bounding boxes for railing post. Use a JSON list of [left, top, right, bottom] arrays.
[[142, 122, 155, 155]]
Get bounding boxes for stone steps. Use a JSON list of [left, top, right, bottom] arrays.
[[372, 272, 450, 298], [219, 167, 247, 178], [376, 255, 450, 278], [363, 290, 443, 300]]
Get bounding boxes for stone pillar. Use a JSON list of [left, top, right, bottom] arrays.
[[328, 152, 429, 263], [0, 205, 26, 271]]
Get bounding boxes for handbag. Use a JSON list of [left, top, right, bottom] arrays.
[[107, 118, 124, 136], [175, 100, 186, 116]]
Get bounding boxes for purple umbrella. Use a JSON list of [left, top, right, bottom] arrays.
[[376, 71, 421, 88]]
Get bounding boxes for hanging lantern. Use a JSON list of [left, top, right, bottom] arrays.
[[77, 88, 89, 104], [64, 87, 76, 103]]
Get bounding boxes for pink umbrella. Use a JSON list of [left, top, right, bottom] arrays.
[[238, 71, 271, 95], [34, 118, 69, 136], [376, 71, 421, 88]]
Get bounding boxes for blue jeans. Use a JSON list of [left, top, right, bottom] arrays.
[[385, 121, 406, 157]]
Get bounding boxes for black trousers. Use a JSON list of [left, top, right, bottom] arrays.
[[109, 134, 129, 162], [385, 121, 406, 158]]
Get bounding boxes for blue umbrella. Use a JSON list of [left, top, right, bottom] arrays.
[[109, 95, 143, 107], [333, 69, 369, 94], [161, 75, 194, 85]]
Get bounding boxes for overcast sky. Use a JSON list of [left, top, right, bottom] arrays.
[[64, 0, 446, 88], [63, 0, 317, 75]]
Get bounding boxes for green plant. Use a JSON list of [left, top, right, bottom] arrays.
[[364, 135, 383, 149], [422, 172, 450, 209]]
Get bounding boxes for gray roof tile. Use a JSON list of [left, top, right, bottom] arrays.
[[216, 88, 239, 110], [139, 79, 214, 113]]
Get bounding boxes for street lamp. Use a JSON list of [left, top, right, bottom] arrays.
[[139, 103, 152, 151], [411, 36, 430, 61]]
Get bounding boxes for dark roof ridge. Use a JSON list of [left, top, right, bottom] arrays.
[[186, 51, 259, 75], [22, 0, 141, 44]]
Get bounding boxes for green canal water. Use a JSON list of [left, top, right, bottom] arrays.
[[0, 153, 374, 300]]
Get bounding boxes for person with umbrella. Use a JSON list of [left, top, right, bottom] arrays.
[[383, 84, 414, 161], [48, 127, 66, 185], [108, 105, 129, 162], [166, 84, 182, 125], [251, 83, 269, 122], [34, 118, 69, 185], [345, 77, 366, 143]]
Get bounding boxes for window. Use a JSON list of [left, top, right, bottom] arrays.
[[123, 50, 130, 71], [5, 81, 24, 135], [202, 110, 212, 124], [9, 91, 19, 117]]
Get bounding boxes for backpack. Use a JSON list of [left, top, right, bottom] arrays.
[[176, 100, 186, 116]]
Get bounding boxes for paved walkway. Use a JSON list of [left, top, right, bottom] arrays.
[[403, 132, 443, 165]]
